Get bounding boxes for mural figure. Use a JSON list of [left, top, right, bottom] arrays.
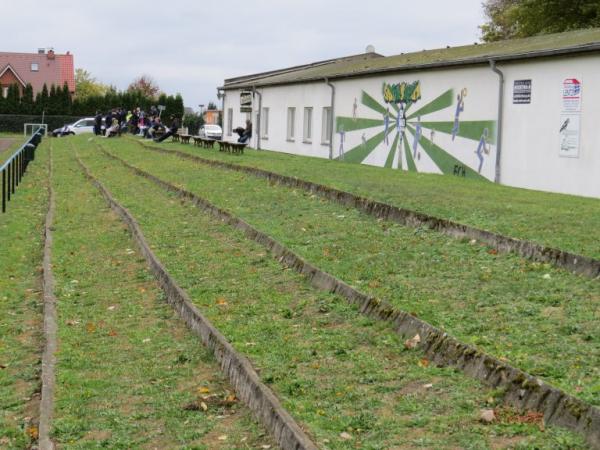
[[397, 103, 406, 146], [361, 132, 367, 149], [352, 98, 358, 121], [475, 127, 490, 173], [452, 88, 467, 141], [338, 124, 346, 160], [430, 129, 436, 144], [383, 107, 390, 146], [412, 116, 422, 158]]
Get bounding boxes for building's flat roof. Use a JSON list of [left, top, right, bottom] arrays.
[[222, 28, 600, 90]]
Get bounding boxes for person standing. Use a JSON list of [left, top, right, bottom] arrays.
[[94, 111, 103, 136]]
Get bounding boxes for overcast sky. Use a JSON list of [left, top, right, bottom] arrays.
[[5, 0, 486, 112]]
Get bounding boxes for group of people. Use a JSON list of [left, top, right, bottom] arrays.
[[93, 106, 179, 142]]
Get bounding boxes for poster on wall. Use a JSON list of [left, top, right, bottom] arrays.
[[559, 114, 580, 158], [559, 78, 582, 158], [562, 78, 581, 112], [513, 79, 531, 104], [240, 91, 252, 113]]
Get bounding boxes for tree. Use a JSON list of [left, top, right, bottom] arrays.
[[75, 68, 108, 99], [481, 0, 600, 42], [5, 84, 21, 114], [20, 83, 34, 114], [127, 75, 160, 99], [207, 101, 218, 110]]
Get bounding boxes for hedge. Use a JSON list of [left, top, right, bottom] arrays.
[[0, 115, 84, 133]]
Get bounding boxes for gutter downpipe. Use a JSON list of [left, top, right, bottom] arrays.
[[252, 86, 262, 150], [324, 78, 335, 160], [217, 88, 225, 133], [489, 59, 504, 184]]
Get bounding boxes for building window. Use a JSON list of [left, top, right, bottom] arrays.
[[2, 87, 8, 98], [303, 107, 312, 142], [286, 107, 295, 141], [261, 107, 269, 138], [322, 107, 332, 144], [31, 63, 39, 72], [227, 108, 233, 136]]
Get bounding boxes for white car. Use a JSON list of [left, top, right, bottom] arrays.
[[199, 124, 223, 140], [53, 118, 101, 136]]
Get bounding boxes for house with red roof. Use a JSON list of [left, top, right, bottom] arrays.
[[0, 48, 75, 98]]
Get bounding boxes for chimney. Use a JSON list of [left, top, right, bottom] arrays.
[[38, 48, 45, 54], [47, 49, 55, 60]]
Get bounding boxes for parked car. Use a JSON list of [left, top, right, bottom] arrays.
[[198, 124, 222, 140], [52, 118, 104, 137]]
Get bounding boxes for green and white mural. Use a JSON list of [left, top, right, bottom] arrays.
[[335, 81, 497, 180]]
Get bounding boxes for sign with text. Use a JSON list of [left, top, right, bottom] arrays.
[[513, 79, 531, 104], [240, 91, 252, 113], [559, 78, 582, 158]]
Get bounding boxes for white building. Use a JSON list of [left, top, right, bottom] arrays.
[[219, 29, 600, 198]]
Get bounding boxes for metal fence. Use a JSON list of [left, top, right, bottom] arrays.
[[1, 128, 44, 213]]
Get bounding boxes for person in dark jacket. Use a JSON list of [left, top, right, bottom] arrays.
[[155, 115, 179, 142], [94, 111, 103, 136], [238, 120, 252, 143]]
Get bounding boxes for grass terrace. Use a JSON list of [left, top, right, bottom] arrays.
[[147, 138, 600, 260], [100, 137, 600, 407], [47, 141, 272, 449], [73, 138, 588, 449]]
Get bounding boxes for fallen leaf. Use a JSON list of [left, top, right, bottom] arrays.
[[198, 387, 210, 394], [216, 297, 228, 306], [108, 329, 117, 337], [142, 338, 151, 343], [66, 320, 80, 326], [480, 409, 496, 423], [418, 358, 430, 368], [404, 334, 421, 350], [542, 273, 551, 279], [27, 426, 38, 439], [423, 383, 433, 389], [340, 432, 352, 440], [86, 323, 96, 333], [217, 435, 228, 441], [200, 402, 208, 411], [107, 305, 116, 311], [488, 249, 498, 255], [261, 445, 271, 449]]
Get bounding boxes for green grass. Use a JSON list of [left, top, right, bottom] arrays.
[[49, 139, 272, 449], [74, 140, 588, 449], [0, 133, 26, 165], [0, 142, 47, 449], [100, 137, 600, 407], [144, 137, 600, 260]]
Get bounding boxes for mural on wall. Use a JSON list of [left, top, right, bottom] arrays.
[[335, 81, 497, 180]]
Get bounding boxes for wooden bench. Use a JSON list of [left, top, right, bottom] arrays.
[[218, 141, 246, 154], [202, 138, 216, 149], [172, 133, 180, 143], [193, 136, 203, 147], [179, 134, 191, 144]]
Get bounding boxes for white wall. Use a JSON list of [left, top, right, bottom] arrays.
[[500, 54, 600, 198], [223, 53, 600, 198]]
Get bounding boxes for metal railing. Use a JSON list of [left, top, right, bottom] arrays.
[[1, 128, 44, 213]]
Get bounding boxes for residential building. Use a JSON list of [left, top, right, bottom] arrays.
[[0, 48, 75, 97]]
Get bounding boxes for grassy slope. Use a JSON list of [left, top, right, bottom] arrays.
[[76, 142, 587, 449], [49, 139, 272, 449], [0, 142, 47, 448], [103, 138, 600, 407], [150, 139, 600, 260], [0, 134, 26, 165]]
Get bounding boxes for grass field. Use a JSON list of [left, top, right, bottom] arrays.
[[73, 137, 587, 448], [100, 137, 600, 407], [148, 139, 600, 260], [0, 134, 594, 448], [0, 144, 47, 449]]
